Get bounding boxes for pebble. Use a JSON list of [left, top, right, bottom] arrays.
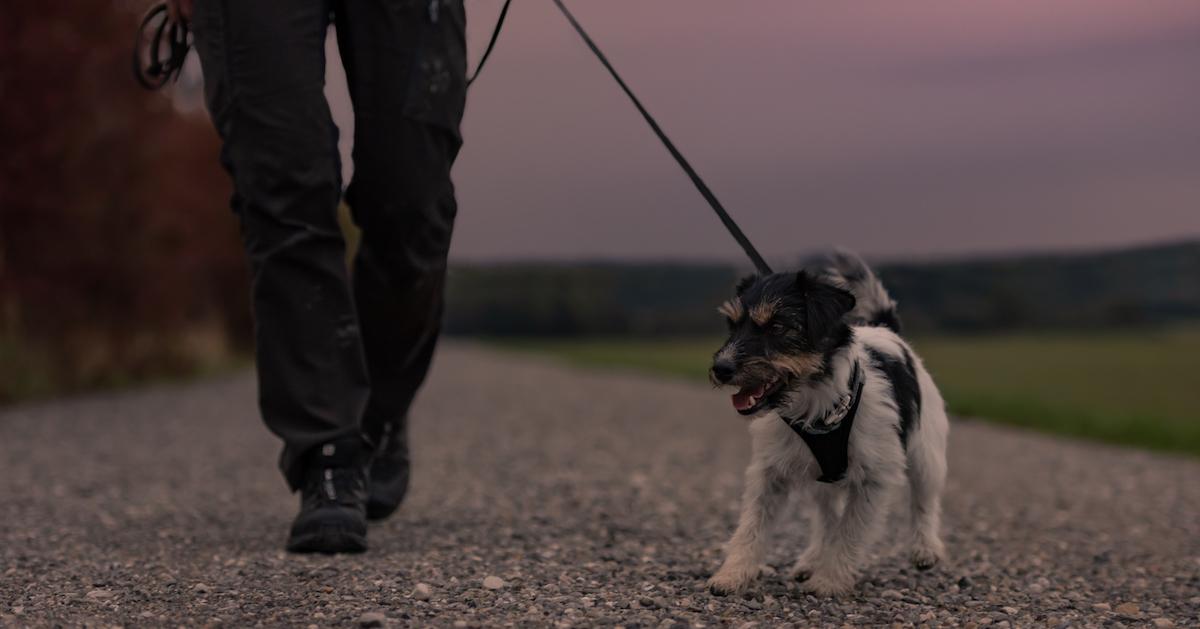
[[1115, 602, 1140, 616], [85, 590, 115, 600], [358, 611, 386, 627], [1092, 603, 1111, 612], [412, 583, 433, 601], [482, 576, 505, 590], [1152, 619, 1174, 628]]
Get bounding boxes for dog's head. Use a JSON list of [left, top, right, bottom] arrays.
[[711, 271, 856, 416]]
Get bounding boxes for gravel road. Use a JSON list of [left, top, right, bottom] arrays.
[[3, 343, 1198, 627]]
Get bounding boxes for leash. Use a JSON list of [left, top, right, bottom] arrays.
[[131, 0, 772, 275], [550, 0, 773, 276], [467, 0, 513, 87], [132, 0, 513, 91]]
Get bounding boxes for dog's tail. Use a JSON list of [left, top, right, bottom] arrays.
[[821, 249, 902, 334]]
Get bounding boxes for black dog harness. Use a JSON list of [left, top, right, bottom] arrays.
[[781, 362, 865, 483]]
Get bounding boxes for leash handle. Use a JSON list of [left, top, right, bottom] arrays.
[[132, 3, 191, 91], [551, 0, 773, 276]]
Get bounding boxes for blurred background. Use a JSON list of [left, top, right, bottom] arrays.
[[3, 1, 1198, 454]]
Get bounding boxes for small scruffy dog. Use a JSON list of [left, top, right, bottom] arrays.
[[707, 252, 949, 596]]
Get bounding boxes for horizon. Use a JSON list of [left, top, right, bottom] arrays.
[[441, 235, 1199, 267]]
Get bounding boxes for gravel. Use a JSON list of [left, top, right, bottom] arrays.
[[2, 342, 1199, 627]]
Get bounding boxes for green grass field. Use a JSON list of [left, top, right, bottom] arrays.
[[493, 327, 1200, 456]]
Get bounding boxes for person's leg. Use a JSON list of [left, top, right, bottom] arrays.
[[192, 0, 369, 490], [191, 0, 372, 552], [333, 0, 467, 518]]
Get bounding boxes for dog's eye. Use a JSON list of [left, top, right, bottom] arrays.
[[770, 322, 790, 335]]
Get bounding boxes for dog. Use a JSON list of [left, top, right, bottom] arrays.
[[706, 251, 949, 596]]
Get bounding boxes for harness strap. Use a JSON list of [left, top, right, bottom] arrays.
[[783, 363, 865, 483]]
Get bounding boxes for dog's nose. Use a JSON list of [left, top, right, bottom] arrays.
[[711, 360, 736, 384]]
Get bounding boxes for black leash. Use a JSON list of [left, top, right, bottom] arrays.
[[467, 0, 513, 87], [550, 0, 773, 276], [133, 0, 513, 91], [131, 0, 771, 275]]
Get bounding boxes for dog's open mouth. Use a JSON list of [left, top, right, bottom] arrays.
[[731, 377, 786, 415]]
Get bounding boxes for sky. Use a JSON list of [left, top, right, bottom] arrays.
[[325, 0, 1200, 263]]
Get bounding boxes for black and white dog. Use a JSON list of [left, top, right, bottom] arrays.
[[707, 252, 948, 596]]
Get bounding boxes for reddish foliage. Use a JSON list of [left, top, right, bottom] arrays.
[[0, 1, 250, 387]]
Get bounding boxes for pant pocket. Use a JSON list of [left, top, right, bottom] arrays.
[[401, 0, 467, 140]]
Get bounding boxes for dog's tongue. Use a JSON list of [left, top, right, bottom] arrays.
[[732, 383, 768, 411]]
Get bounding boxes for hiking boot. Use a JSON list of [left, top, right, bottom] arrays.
[[286, 438, 369, 553], [366, 419, 410, 521]]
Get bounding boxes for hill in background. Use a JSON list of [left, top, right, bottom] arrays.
[[445, 240, 1200, 337]]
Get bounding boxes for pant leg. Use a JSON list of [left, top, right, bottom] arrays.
[[333, 0, 467, 439], [192, 0, 371, 489]]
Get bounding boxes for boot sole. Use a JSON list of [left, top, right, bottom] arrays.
[[286, 527, 368, 554]]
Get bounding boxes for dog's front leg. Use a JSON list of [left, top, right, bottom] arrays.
[[802, 477, 898, 595], [790, 484, 842, 582], [708, 464, 789, 595]]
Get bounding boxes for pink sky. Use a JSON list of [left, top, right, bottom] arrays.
[[326, 1, 1200, 262]]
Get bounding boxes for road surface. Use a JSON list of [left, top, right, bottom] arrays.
[[3, 344, 1198, 627]]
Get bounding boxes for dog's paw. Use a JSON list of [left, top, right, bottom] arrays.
[[798, 571, 856, 596], [788, 565, 812, 583], [910, 547, 942, 571], [707, 566, 757, 596]]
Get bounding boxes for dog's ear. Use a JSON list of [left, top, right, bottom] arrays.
[[796, 271, 856, 346], [734, 274, 758, 296]]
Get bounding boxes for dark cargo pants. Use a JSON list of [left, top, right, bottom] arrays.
[[191, 0, 466, 489]]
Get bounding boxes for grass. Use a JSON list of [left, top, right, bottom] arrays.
[[492, 327, 1200, 456], [0, 326, 248, 406]]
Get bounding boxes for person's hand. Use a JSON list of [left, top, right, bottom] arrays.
[[166, 0, 194, 25]]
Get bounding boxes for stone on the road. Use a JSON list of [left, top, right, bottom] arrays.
[[357, 611, 386, 627], [482, 576, 505, 590], [412, 582, 433, 601], [2, 343, 1198, 626]]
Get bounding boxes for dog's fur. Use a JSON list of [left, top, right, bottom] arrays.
[[707, 251, 949, 596]]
